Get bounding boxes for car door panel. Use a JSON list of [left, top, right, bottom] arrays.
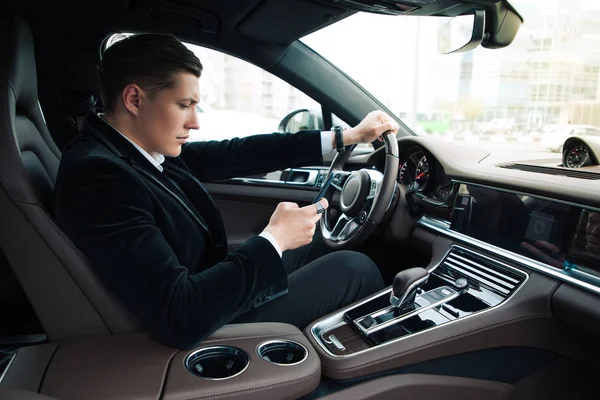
[[205, 167, 339, 251], [206, 151, 377, 251]]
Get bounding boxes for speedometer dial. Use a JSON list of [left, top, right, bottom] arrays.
[[398, 162, 412, 186], [566, 145, 589, 168], [415, 156, 430, 190]]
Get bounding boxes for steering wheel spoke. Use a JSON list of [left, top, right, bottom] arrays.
[[326, 197, 376, 242], [326, 213, 360, 242], [330, 170, 351, 192]]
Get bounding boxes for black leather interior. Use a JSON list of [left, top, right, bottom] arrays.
[[0, 11, 141, 342], [0, 13, 61, 211]]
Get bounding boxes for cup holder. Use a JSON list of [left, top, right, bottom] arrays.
[[185, 346, 249, 380], [257, 340, 308, 366]]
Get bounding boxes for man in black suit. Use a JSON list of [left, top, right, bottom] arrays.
[[54, 34, 399, 349]]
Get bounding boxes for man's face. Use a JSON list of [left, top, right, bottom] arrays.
[[135, 72, 200, 157], [586, 211, 600, 254]]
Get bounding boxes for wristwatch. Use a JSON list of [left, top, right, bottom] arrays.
[[332, 125, 345, 153]]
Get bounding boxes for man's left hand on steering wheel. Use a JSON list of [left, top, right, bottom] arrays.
[[337, 110, 400, 147]]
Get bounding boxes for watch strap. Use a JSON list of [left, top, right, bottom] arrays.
[[333, 126, 345, 153]]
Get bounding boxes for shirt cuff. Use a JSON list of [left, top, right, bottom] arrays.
[[320, 131, 334, 155], [259, 231, 283, 258]]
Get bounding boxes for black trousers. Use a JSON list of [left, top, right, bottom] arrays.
[[233, 235, 384, 330]]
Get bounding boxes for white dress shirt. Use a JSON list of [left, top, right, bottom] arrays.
[[101, 113, 335, 258], [98, 114, 166, 171]]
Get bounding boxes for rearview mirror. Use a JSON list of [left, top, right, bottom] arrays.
[[438, 10, 486, 54]]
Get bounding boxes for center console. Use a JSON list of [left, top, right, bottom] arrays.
[[311, 245, 527, 358], [304, 242, 552, 380]]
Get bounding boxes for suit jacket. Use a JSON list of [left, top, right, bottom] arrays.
[[53, 113, 323, 349]]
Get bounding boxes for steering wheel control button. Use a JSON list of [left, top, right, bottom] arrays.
[[359, 211, 367, 223], [368, 181, 377, 198]]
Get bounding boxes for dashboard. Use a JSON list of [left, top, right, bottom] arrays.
[[383, 137, 600, 298]]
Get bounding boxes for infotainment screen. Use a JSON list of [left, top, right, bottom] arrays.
[[450, 184, 582, 269]]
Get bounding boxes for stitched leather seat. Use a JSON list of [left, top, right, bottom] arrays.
[[0, 12, 140, 342]]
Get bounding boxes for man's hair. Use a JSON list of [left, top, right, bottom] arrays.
[[98, 33, 203, 113]]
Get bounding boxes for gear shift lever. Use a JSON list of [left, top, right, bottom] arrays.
[[390, 267, 429, 309]]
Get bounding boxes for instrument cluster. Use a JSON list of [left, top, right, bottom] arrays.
[[397, 146, 453, 203]]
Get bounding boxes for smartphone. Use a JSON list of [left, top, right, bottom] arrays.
[[313, 172, 335, 204]]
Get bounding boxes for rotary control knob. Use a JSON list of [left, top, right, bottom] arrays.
[[454, 277, 468, 292]]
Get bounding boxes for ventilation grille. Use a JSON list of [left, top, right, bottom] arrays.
[[434, 248, 526, 298], [499, 163, 600, 180]]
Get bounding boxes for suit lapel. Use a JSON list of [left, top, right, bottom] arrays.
[[130, 163, 212, 235], [163, 161, 228, 260], [82, 114, 215, 242]]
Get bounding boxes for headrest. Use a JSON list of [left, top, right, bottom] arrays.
[[0, 13, 38, 114]]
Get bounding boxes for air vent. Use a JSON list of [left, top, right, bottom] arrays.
[[434, 247, 526, 298], [499, 163, 600, 180]]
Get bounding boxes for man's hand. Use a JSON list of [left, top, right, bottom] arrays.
[[263, 198, 329, 252], [341, 110, 400, 146]]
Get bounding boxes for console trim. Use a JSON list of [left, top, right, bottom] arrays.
[[356, 286, 459, 335], [418, 215, 600, 297], [310, 245, 529, 358], [0, 352, 16, 384]]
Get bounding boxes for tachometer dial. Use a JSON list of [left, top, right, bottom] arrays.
[[566, 145, 589, 168], [398, 162, 412, 186], [415, 156, 430, 190]]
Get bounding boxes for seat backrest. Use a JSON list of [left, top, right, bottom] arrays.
[[0, 13, 140, 342]]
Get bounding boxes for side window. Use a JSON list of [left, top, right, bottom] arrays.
[[186, 44, 322, 141], [105, 34, 322, 140], [105, 34, 373, 152]]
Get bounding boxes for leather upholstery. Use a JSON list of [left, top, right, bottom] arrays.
[[0, 13, 60, 210], [0, 389, 58, 400], [0, 12, 140, 342], [0, 344, 58, 392], [318, 374, 515, 400], [35, 324, 319, 400]]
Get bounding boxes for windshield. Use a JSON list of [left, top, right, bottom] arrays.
[[302, 0, 600, 153]]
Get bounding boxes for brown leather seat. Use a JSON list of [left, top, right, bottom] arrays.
[[0, 13, 140, 342], [0, 389, 58, 400]]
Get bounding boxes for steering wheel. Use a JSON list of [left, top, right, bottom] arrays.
[[319, 131, 399, 249]]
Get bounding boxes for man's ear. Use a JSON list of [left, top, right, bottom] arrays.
[[122, 84, 144, 116]]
